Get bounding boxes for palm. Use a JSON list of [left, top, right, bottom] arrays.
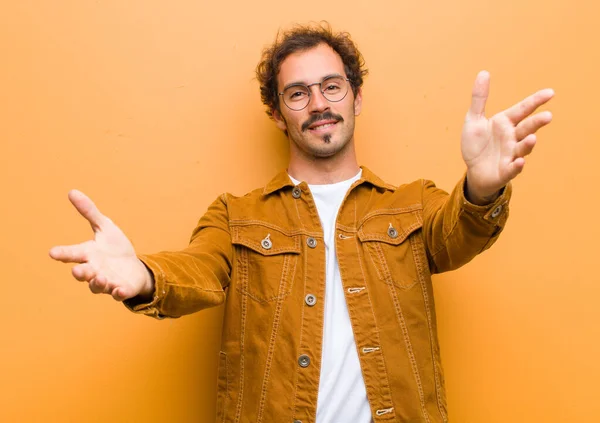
[[50, 191, 150, 301], [460, 71, 554, 198], [88, 220, 140, 295]]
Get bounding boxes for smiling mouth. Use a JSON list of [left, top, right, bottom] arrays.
[[310, 122, 337, 131], [302, 113, 344, 132]]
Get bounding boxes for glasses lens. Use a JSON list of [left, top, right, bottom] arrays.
[[283, 85, 310, 110], [321, 76, 348, 102]]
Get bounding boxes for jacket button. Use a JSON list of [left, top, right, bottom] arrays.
[[305, 294, 317, 306], [298, 354, 310, 368], [293, 420, 302, 423], [292, 186, 302, 199], [491, 204, 503, 218], [261, 236, 272, 250], [307, 237, 317, 248], [387, 226, 398, 239]]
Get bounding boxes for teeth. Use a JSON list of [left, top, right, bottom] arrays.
[[312, 123, 335, 130]]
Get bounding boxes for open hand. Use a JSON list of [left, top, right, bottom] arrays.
[[462, 71, 554, 204], [49, 190, 153, 301]]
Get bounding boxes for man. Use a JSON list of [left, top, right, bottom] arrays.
[[50, 24, 553, 423]]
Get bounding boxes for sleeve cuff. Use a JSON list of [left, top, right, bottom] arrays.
[[459, 174, 512, 227], [122, 254, 170, 319]]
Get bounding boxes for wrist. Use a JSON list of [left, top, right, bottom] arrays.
[[137, 259, 156, 299], [464, 175, 502, 206]]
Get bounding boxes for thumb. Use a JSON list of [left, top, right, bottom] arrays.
[[468, 70, 490, 119], [68, 190, 106, 231]]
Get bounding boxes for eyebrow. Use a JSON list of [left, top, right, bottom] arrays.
[[282, 73, 345, 91]]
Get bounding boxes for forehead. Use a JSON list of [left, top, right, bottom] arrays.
[[277, 43, 345, 87]]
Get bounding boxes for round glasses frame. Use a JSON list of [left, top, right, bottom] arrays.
[[278, 76, 351, 111]]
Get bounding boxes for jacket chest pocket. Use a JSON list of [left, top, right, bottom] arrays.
[[358, 209, 423, 290], [231, 224, 301, 303]]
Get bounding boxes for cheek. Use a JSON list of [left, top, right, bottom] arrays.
[[287, 114, 306, 131]]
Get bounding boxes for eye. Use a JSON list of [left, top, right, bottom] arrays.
[[324, 83, 341, 92], [290, 91, 307, 99], [285, 87, 309, 102]]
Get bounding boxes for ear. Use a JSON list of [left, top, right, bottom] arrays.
[[353, 87, 363, 116], [272, 108, 288, 132]]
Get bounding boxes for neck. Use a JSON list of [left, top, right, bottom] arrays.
[[287, 142, 360, 185]]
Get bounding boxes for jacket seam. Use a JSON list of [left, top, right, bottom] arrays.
[[233, 247, 248, 423], [354, 236, 397, 418], [256, 253, 294, 422], [410, 233, 448, 422], [357, 205, 423, 228], [374, 241, 430, 422], [291, 196, 307, 421]]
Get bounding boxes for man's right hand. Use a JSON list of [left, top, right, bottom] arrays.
[[49, 190, 154, 302]]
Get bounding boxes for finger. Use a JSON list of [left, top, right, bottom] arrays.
[[506, 157, 526, 180], [468, 70, 490, 119], [88, 275, 110, 294], [49, 241, 93, 263], [504, 88, 554, 124], [72, 263, 96, 282], [515, 111, 553, 140], [111, 287, 128, 302], [68, 190, 106, 232], [514, 134, 536, 158]]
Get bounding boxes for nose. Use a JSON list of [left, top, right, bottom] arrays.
[[307, 84, 330, 114]]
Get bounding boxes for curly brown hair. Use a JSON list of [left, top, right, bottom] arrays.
[[256, 22, 368, 118]]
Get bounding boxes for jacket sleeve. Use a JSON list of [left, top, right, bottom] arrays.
[[124, 194, 232, 319], [421, 174, 512, 274]]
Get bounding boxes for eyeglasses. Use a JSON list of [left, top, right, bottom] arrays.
[[278, 75, 351, 111]]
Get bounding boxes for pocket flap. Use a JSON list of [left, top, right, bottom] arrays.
[[231, 224, 301, 256], [357, 209, 423, 245]]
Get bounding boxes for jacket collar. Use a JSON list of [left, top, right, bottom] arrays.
[[262, 165, 394, 196]]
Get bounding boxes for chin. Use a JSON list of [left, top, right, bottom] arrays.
[[307, 140, 347, 158]]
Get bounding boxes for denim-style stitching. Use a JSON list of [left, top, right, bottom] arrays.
[[293, 195, 306, 231], [410, 235, 448, 422], [358, 221, 422, 244], [364, 243, 385, 281], [374, 241, 430, 423], [232, 236, 302, 255], [354, 236, 396, 418], [256, 253, 294, 423], [230, 219, 319, 237], [365, 242, 418, 290], [353, 187, 357, 226], [291, 199, 307, 421], [218, 352, 229, 423], [233, 224, 299, 303], [225, 353, 229, 423], [358, 205, 422, 228], [162, 282, 223, 293], [336, 223, 357, 232], [234, 247, 248, 423], [310, 200, 327, 417]]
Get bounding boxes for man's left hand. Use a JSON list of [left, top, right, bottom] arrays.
[[461, 71, 554, 205]]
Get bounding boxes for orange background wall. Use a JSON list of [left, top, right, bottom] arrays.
[[1, 1, 598, 422]]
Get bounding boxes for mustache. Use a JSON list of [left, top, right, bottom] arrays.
[[301, 112, 344, 132]]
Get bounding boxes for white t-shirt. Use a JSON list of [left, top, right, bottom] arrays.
[[289, 170, 372, 423]]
